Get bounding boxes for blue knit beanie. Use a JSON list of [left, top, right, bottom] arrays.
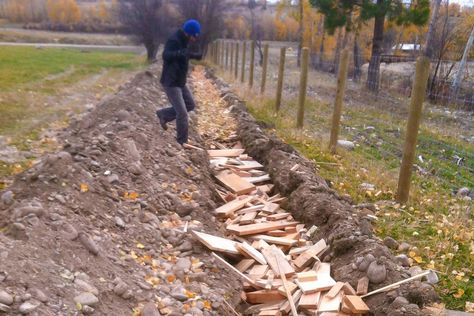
[[183, 19, 201, 37]]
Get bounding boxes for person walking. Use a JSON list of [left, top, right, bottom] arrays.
[[157, 19, 202, 145]]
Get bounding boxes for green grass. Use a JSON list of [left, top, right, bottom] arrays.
[[0, 46, 141, 90], [0, 46, 145, 182], [234, 86, 474, 311]]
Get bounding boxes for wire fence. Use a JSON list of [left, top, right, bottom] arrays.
[[209, 40, 474, 196]]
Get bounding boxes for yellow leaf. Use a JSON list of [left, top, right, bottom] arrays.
[[166, 274, 176, 283], [76, 302, 83, 311], [203, 300, 212, 310], [130, 251, 138, 259], [185, 290, 196, 298], [137, 243, 145, 249], [408, 251, 417, 258], [414, 256, 423, 263], [80, 183, 89, 192], [453, 288, 465, 298]]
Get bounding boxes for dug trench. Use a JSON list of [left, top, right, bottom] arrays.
[[0, 64, 439, 316]]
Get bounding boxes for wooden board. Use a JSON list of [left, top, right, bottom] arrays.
[[251, 235, 298, 247], [261, 246, 295, 278], [243, 174, 271, 184], [257, 184, 273, 193], [215, 196, 254, 217], [208, 149, 245, 157], [277, 281, 298, 297], [240, 211, 258, 225], [261, 202, 280, 214], [299, 292, 321, 309], [280, 289, 302, 314], [236, 204, 265, 215], [357, 277, 369, 295], [326, 282, 345, 299], [249, 265, 269, 279], [216, 171, 255, 195], [297, 271, 318, 282], [293, 239, 327, 269], [296, 275, 336, 294], [258, 310, 281, 316], [235, 258, 255, 273], [267, 213, 291, 221], [246, 290, 286, 304], [318, 292, 342, 313], [234, 160, 264, 170], [227, 221, 299, 236], [191, 231, 240, 255], [343, 295, 370, 314], [267, 230, 287, 237], [237, 242, 267, 265], [342, 282, 357, 295]]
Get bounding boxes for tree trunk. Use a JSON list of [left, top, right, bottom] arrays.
[[451, 26, 474, 101], [297, 0, 304, 67], [366, 0, 385, 92], [318, 26, 326, 70], [333, 28, 343, 74], [145, 41, 160, 62], [353, 34, 362, 81], [424, 0, 442, 59]]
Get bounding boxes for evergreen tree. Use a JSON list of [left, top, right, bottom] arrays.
[[310, 0, 430, 92]]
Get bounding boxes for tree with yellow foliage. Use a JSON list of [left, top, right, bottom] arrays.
[[46, 0, 81, 24]]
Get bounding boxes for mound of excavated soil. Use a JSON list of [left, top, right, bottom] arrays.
[[0, 66, 241, 316]]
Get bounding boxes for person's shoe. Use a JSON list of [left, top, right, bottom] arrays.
[[156, 111, 168, 130]]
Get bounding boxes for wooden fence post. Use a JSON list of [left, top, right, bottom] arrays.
[[328, 48, 351, 153], [230, 41, 234, 74], [296, 47, 309, 128], [241, 41, 247, 83], [249, 40, 255, 88], [396, 56, 431, 203], [275, 47, 286, 112], [225, 41, 229, 70], [234, 42, 239, 79], [260, 43, 269, 94]]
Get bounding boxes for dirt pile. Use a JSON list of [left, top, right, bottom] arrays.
[[0, 66, 241, 315], [207, 70, 441, 315]]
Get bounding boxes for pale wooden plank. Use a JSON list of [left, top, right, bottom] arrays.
[[249, 264, 269, 279], [297, 271, 318, 282], [243, 174, 271, 184], [235, 258, 256, 273], [251, 235, 298, 247], [299, 292, 321, 309], [261, 245, 296, 278], [357, 276, 369, 295], [343, 295, 370, 314], [318, 292, 342, 313], [237, 242, 267, 265], [215, 196, 254, 217], [246, 290, 286, 304], [240, 211, 258, 225], [216, 171, 255, 195], [293, 239, 327, 269], [191, 231, 240, 255], [325, 281, 345, 299], [208, 148, 245, 157], [227, 221, 299, 236]]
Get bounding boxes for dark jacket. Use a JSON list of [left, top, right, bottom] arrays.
[[161, 29, 202, 88]]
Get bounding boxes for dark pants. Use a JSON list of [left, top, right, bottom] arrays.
[[157, 85, 196, 144]]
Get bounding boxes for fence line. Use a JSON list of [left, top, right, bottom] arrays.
[[209, 39, 474, 201]]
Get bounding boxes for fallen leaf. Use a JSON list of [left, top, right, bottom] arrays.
[[466, 301, 474, 313], [453, 288, 465, 298], [137, 243, 145, 249], [203, 300, 212, 310], [80, 183, 89, 193]]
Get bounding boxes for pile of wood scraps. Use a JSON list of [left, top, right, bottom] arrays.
[[191, 147, 371, 315]]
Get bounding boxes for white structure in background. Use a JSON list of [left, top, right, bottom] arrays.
[[392, 44, 422, 54]]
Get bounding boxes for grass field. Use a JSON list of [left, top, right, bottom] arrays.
[[216, 64, 474, 311], [0, 46, 145, 183]]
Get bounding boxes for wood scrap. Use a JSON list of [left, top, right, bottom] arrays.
[[293, 239, 327, 269], [216, 170, 255, 195], [249, 265, 269, 279], [251, 235, 298, 246], [299, 292, 321, 309], [343, 295, 370, 314], [182, 143, 204, 150], [243, 174, 271, 184], [258, 310, 282, 316], [237, 242, 267, 265], [326, 281, 345, 299], [261, 246, 295, 278], [208, 148, 245, 157], [215, 196, 254, 217], [361, 270, 430, 298], [227, 221, 299, 236], [318, 292, 342, 313], [191, 231, 240, 255], [246, 290, 286, 304], [356, 277, 369, 295], [211, 252, 258, 286], [275, 253, 298, 316], [240, 211, 258, 224], [297, 271, 318, 282], [235, 258, 255, 273]]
